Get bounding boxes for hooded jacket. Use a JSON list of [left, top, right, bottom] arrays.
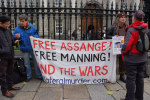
[[121, 20, 148, 63], [13, 23, 39, 52]]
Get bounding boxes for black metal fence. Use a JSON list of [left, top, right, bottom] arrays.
[[0, 0, 150, 40]]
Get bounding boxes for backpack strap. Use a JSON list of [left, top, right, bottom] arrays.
[[129, 44, 134, 55]]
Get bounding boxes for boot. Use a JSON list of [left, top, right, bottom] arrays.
[[144, 73, 149, 78], [120, 74, 126, 83]]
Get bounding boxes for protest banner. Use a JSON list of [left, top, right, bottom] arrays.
[[30, 37, 116, 84]]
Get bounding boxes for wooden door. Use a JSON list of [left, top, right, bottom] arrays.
[[82, 4, 101, 34]]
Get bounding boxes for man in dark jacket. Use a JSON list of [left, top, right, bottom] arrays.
[[121, 10, 148, 100], [0, 15, 20, 98], [13, 14, 42, 82], [106, 12, 127, 83]]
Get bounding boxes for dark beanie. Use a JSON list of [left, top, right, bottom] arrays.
[[117, 12, 127, 18], [133, 10, 145, 21], [0, 15, 10, 23]]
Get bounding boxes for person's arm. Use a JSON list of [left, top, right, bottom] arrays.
[[106, 26, 115, 39], [121, 30, 134, 54], [0, 32, 11, 54], [30, 25, 39, 38], [13, 27, 21, 40]]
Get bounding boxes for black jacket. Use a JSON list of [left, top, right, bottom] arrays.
[[0, 27, 14, 59], [106, 26, 117, 39]]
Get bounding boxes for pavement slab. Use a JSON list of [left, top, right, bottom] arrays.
[[111, 90, 126, 100], [104, 82, 123, 91], [64, 99, 90, 100], [21, 79, 41, 92], [117, 80, 126, 90], [12, 92, 36, 100], [33, 87, 63, 100], [144, 78, 150, 83], [86, 84, 114, 100], [64, 85, 90, 99], [144, 92, 150, 100], [0, 92, 12, 100], [40, 81, 62, 88], [144, 82, 150, 95]]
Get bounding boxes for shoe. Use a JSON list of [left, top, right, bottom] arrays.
[[25, 78, 31, 82], [36, 77, 43, 80], [2, 90, 14, 98], [8, 86, 21, 90], [144, 73, 149, 78], [120, 74, 126, 83]]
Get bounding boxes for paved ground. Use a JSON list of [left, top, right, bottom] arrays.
[[1, 52, 148, 100], [0, 76, 150, 100]]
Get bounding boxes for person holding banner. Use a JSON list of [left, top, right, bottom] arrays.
[[121, 10, 148, 100], [13, 14, 42, 82], [0, 15, 20, 98], [106, 12, 127, 83]]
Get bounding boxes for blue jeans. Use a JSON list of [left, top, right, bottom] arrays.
[[21, 51, 42, 79]]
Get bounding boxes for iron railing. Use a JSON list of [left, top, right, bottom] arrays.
[[0, 0, 149, 40]]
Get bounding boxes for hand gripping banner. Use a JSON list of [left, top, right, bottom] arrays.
[[30, 37, 116, 84]]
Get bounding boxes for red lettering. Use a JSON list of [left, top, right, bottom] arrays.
[[74, 42, 79, 51], [48, 64, 55, 75], [38, 40, 44, 49], [87, 43, 94, 51], [102, 42, 107, 51], [61, 42, 67, 51], [64, 68, 70, 75], [79, 66, 88, 76], [33, 39, 37, 48], [71, 68, 76, 76], [80, 43, 86, 51], [95, 66, 101, 75], [95, 42, 101, 51], [51, 42, 56, 50], [59, 67, 63, 75], [102, 65, 108, 75], [40, 64, 47, 74], [45, 41, 50, 50], [67, 42, 73, 51], [87, 66, 94, 76]]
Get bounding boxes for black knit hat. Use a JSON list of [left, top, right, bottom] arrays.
[[0, 15, 10, 23], [133, 10, 145, 21]]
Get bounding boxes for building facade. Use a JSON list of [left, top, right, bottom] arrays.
[[0, 0, 146, 39]]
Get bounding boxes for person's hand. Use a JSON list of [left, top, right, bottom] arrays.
[[115, 35, 119, 37], [15, 33, 20, 39], [14, 40, 19, 44], [30, 36, 34, 38]]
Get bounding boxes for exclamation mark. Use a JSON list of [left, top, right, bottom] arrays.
[[109, 42, 112, 50], [108, 53, 110, 61]]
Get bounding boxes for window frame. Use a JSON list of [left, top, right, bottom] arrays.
[[55, 19, 63, 35]]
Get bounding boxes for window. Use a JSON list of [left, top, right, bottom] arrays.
[[28, 0, 36, 7], [54, 0, 62, 7], [55, 19, 63, 35], [121, 0, 125, 2]]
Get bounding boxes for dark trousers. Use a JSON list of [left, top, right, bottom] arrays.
[[125, 62, 145, 100], [0, 59, 14, 93], [118, 55, 126, 74]]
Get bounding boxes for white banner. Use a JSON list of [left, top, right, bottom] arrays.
[[30, 38, 116, 84]]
